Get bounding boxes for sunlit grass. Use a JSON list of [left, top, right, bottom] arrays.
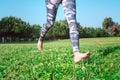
[[0, 37, 120, 79]]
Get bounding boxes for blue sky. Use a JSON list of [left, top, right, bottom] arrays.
[[0, 0, 120, 27]]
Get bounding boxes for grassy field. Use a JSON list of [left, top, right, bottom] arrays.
[[0, 37, 120, 80]]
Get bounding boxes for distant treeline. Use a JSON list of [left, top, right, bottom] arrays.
[[0, 16, 119, 42]]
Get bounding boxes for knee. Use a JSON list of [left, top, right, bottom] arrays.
[[69, 23, 79, 36], [69, 22, 78, 32], [70, 30, 79, 37]]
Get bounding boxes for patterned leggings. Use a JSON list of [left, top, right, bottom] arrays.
[[39, 0, 79, 52]]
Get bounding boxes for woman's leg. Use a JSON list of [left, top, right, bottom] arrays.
[[38, 0, 60, 51], [62, 0, 91, 63]]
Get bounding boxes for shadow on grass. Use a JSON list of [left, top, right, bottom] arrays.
[[98, 45, 120, 56], [83, 45, 120, 64]]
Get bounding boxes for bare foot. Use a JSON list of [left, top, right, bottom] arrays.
[[37, 40, 43, 51], [74, 51, 91, 63]]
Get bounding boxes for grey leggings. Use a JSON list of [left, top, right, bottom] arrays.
[[39, 0, 79, 52]]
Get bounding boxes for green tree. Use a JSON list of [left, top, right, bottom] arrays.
[[31, 24, 41, 40], [96, 28, 109, 37], [102, 17, 112, 29], [0, 16, 31, 42], [102, 17, 120, 36], [82, 27, 96, 38], [46, 20, 69, 40], [116, 24, 120, 36]]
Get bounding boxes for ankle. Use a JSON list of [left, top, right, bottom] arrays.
[[74, 52, 80, 56]]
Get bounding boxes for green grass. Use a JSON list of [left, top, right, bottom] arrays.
[[0, 37, 120, 80]]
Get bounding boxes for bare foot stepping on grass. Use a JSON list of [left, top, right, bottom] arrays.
[[74, 51, 91, 63]]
